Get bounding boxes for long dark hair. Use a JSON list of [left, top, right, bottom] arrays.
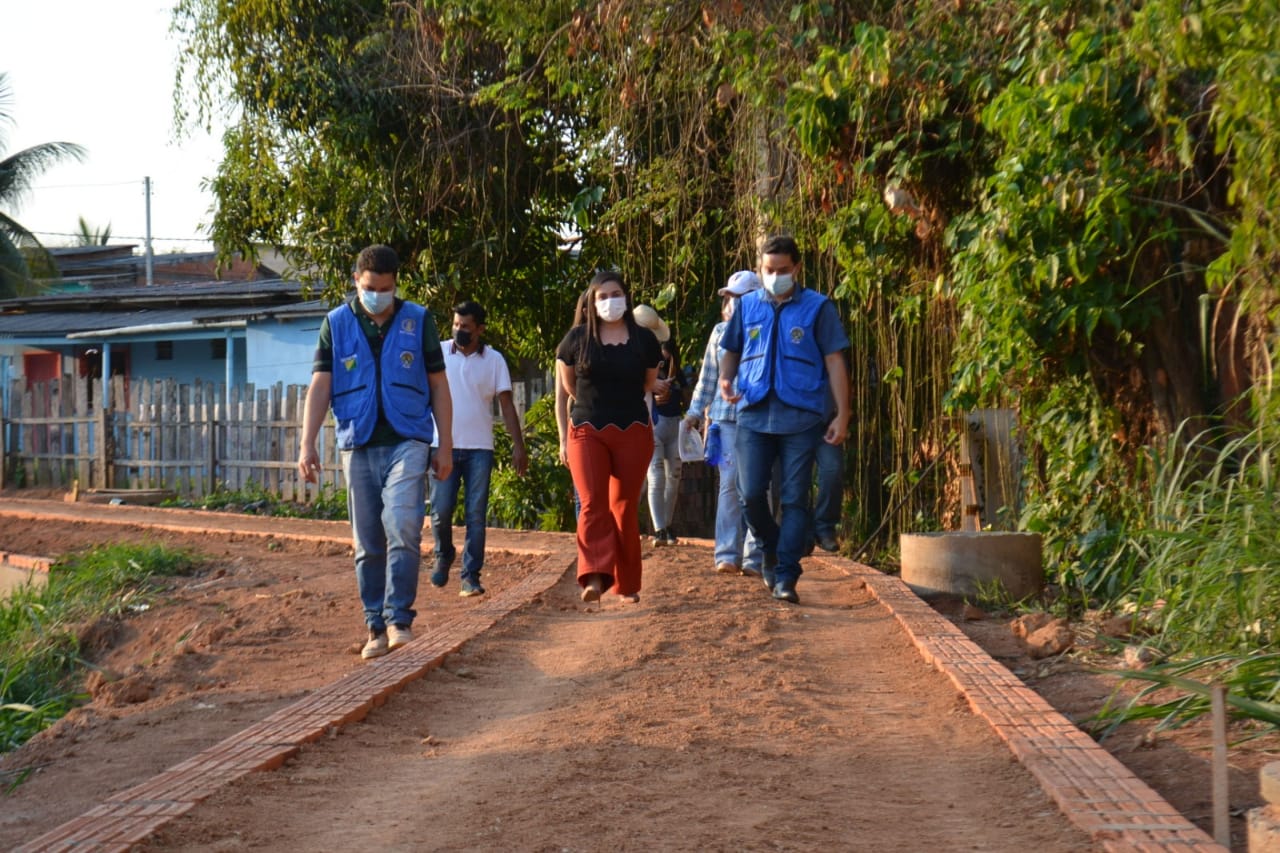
[[659, 337, 682, 384], [575, 270, 636, 375]]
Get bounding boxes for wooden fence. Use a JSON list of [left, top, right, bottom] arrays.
[[1, 372, 716, 537], [1, 374, 556, 502]]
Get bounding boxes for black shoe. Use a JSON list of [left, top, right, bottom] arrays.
[[663, 527, 679, 545], [761, 553, 777, 591], [652, 529, 668, 547], [772, 581, 799, 604], [430, 552, 455, 588], [816, 533, 840, 553]]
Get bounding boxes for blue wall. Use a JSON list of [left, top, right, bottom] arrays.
[[122, 336, 247, 386], [246, 318, 321, 388]]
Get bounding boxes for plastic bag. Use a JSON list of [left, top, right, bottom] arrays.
[[704, 421, 722, 466], [677, 418, 705, 463]]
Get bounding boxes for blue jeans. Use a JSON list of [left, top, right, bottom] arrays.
[[713, 420, 762, 570], [342, 440, 430, 630], [429, 448, 495, 582], [648, 415, 682, 531], [812, 438, 844, 541], [735, 422, 824, 584]]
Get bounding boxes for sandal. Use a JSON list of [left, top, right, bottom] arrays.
[[580, 576, 603, 602]]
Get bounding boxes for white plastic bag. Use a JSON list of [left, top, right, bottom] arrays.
[[677, 418, 705, 463]]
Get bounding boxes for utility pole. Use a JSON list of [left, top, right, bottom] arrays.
[[144, 176, 154, 286]]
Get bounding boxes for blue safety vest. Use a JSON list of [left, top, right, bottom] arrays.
[[736, 287, 828, 415], [328, 301, 434, 449]]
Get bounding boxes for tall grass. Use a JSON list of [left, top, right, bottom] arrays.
[[1095, 421, 1280, 733], [1133, 424, 1280, 654], [0, 544, 198, 758]]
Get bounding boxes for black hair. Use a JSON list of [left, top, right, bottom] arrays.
[[760, 234, 800, 263], [355, 244, 400, 276], [452, 299, 486, 325]]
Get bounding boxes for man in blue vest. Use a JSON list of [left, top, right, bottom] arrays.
[[719, 235, 851, 604], [298, 244, 454, 659]]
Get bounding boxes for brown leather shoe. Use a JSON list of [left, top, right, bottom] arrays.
[[715, 561, 741, 575]]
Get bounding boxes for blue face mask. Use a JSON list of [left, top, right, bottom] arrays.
[[762, 272, 793, 297], [359, 288, 394, 315]]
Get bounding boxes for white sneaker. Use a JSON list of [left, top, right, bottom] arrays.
[[361, 629, 389, 659], [388, 624, 413, 649]]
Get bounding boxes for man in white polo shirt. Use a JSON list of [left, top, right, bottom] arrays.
[[429, 300, 528, 596]]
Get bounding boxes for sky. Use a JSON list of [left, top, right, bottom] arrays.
[[5, 2, 224, 254]]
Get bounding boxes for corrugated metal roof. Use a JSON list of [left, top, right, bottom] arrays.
[[0, 301, 328, 338], [0, 278, 314, 312], [0, 307, 247, 337]]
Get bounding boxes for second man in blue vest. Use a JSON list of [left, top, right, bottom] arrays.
[[718, 235, 851, 604]]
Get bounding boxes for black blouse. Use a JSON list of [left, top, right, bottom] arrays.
[[556, 324, 662, 429]]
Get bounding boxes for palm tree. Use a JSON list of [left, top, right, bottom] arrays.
[[0, 72, 87, 298], [75, 216, 112, 246]]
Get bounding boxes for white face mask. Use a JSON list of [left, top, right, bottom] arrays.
[[595, 295, 627, 322], [762, 272, 793, 297], [359, 288, 394, 315]]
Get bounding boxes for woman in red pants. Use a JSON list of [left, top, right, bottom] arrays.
[[555, 271, 661, 603]]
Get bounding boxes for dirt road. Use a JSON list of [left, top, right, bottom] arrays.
[[0, 498, 1240, 850]]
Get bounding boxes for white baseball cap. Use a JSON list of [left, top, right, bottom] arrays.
[[719, 270, 761, 297]]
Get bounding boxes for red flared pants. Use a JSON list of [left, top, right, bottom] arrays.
[[566, 420, 654, 596]]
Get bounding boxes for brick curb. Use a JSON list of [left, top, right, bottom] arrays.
[[823, 555, 1225, 852], [14, 552, 570, 852]]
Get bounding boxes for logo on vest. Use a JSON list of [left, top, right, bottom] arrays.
[[400, 317, 417, 334], [400, 351, 415, 369], [789, 326, 806, 344], [747, 325, 761, 341], [342, 355, 358, 371]]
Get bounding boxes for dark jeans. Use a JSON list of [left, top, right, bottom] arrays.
[[735, 422, 823, 584]]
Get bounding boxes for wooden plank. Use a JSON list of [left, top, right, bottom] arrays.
[[255, 387, 269, 494], [284, 384, 300, 502], [96, 380, 110, 488], [75, 373, 91, 488]]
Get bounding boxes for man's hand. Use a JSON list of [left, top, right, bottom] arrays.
[[432, 444, 454, 481], [719, 377, 741, 404], [824, 413, 850, 446], [512, 445, 529, 477], [298, 446, 321, 483]]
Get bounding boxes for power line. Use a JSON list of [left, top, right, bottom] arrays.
[[29, 229, 215, 244], [29, 179, 160, 190]]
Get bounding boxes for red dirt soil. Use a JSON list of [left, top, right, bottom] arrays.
[[0, 495, 1272, 851]]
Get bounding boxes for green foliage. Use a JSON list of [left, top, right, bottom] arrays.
[[1092, 653, 1280, 737], [0, 544, 199, 755], [174, 0, 1280, 660], [174, 0, 588, 366], [1017, 377, 1146, 606], [0, 72, 87, 297], [163, 480, 349, 520], [488, 394, 575, 532], [1125, 423, 1280, 654], [1083, 417, 1280, 732]]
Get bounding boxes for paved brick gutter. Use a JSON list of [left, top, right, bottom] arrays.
[[831, 555, 1223, 852]]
